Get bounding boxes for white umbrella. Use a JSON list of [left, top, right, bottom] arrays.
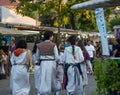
[[71, 0, 120, 10]]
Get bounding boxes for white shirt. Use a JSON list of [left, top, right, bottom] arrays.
[[62, 46, 84, 64], [85, 45, 95, 58], [10, 52, 27, 65]]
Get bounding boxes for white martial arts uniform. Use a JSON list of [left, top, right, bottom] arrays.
[[10, 51, 30, 95], [35, 40, 60, 95], [62, 46, 84, 95]]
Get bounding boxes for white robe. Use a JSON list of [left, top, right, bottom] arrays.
[[35, 41, 60, 95], [55, 52, 64, 95], [10, 51, 30, 95], [62, 46, 84, 95], [32, 54, 41, 91], [57, 52, 64, 84], [80, 63, 88, 86]]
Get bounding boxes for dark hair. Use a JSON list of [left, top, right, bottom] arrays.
[[67, 36, 76, 56], [32, 40, 41, 54], [67, 36, 76, 45], [116, 38, 120, 44], [16, 38, 27, 49], [44, 30, 53, 40], [77, 40, 85, 51], [2, 38, 7, 45], [87, 40, 91, 42]]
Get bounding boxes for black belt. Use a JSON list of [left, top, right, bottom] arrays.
[[40, 59, 55, 61], [66, 63, 80, 64], [35, 59, 55, 65], [12, 64, 27, 65], [35, 63, 40, 65]]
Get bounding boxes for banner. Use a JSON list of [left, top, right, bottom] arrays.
[[95, 8, 109, 56]]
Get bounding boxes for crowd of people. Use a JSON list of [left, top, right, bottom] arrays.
[[0, 30, 120, 95]]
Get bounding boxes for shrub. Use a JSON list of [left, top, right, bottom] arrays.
[[93, 58, 120, 95]]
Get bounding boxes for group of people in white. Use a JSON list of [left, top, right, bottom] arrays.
[[10, 30, 96, 95]]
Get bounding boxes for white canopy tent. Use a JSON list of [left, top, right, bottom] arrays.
[[71, 0, 120, 10]]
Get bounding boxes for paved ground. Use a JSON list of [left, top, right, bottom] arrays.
[[0, 74, 97, 95]]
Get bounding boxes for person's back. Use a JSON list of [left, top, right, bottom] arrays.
[[34, 30, 60, 95], [62, 36, 84, 95], [63, 46, 84, 64], [10, 39, 32, 95], [37, 41, 55, 57]]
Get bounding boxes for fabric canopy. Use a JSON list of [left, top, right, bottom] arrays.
[[71, 0, 120, 10], [0, 27, 39, 35]]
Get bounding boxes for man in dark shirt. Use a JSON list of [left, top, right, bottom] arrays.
[[113, 38, 120, 57]]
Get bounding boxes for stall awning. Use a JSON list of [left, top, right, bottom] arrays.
[[71, 0, 120, 10], [0, 27, 39, 35]]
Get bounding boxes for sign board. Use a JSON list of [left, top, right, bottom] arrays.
[[95, 8, 110, 56]]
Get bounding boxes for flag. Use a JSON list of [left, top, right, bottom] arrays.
[[95, 8, 110, 56]]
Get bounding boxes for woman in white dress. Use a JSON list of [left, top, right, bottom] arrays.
[[62, 36, 84, 95], [10, 38, 32, 95]]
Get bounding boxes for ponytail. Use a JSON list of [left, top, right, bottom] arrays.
[[72, 45, 75, 56]]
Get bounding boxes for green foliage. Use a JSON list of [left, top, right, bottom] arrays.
[[10, 0, 115, 32], [10, 0, 97, 31], [109, 17, 120, 31], [94, 58, 120, 95], [77, 10, 97, 31], [40, 12, 55, 26]]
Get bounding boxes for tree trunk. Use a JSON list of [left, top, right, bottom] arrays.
[[69, 12, 76, 30]]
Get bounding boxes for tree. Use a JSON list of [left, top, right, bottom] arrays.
[[109, 17, 120, 31], [10, 0, 115, 32]]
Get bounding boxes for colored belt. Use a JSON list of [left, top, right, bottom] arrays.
[[40, 59, 55, 61], [35, 63, 40, 65], [12, 64, 27, 65]]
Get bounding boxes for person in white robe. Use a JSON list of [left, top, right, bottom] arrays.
[[34, 30, 60, 95], [32, 40, 41, 95], [10, 39, 32, 95], [62, 36, 84, 95], [77, 40, 91, 95], [55, 51, 64, 95]]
